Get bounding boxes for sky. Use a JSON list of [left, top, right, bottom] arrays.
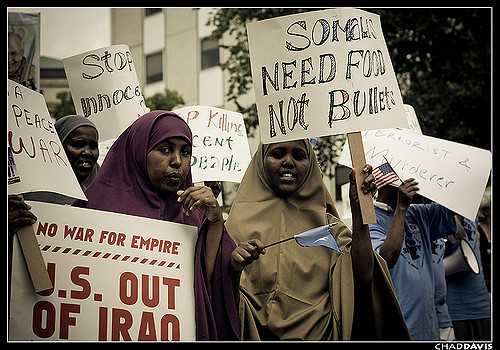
[[8, 8, 111, 59]]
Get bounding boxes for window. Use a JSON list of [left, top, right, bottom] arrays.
[[145, 8, 162, 16], [146, 51, 163, 84], [201, 37, 220, 70]]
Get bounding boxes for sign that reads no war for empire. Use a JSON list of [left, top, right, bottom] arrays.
[[9, 202, 197, 341], [63, 45, 149, 141], [174, 106, 252, 183], [247, 8, 408, 144], [7, 80, 86, 201]]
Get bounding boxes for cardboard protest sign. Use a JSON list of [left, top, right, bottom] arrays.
[[8, 80, 86, 201], [338, 128, 491, 220], [403, 104, 422, 134], [173, 106, 252, 183], [9, 201, 197, 341], [247, 8, 408, 144], [63, 44, 149, 142]]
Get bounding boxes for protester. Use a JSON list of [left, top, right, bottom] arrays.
[[225, 140, 410, 340], [369, 179, 457, 340], [432, 237, 455, 340], [82, 110, 240, 340], [8, 114, 100, 232], [445, 215, 491, 341], [8, 30, 37, 90]]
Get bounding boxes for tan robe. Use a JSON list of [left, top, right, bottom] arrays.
[[225, 143, 409, 340]]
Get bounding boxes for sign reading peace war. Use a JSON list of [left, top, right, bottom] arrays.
[[338, 129, 491, 221], [174, 106, 252, 183], [7, 80, 86, 201], [63, 45, 149, 141], [9, 202, 197, 341], [247, 8, 408, 144]]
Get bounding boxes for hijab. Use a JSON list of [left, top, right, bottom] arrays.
[[55, 114, 100, 191], [85, 110, 202, 226]]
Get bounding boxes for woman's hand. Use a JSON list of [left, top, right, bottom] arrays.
[[231, 239, 265, 272], [177, 185, 222, 222], [8, 194, 37, 233], [349, 164, 377, 207]]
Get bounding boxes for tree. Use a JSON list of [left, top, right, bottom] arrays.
[[208, 8, 491, 176], [145, 89, 185, 111], [51, 91, 76, 120]]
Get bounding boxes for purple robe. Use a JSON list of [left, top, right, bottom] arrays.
[[83, 110, 240, 340]]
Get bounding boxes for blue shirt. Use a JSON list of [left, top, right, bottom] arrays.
[[446, 219, 491, 321], [370, 202, 456, 340], [432, 238, 452, 328]]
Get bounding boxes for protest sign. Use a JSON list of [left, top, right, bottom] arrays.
[[403, 104, 422, 134], [173, 106, 252, 183], [8, 80, 86, 201], [9, 201, 197, 341], [63, 45, 149, 141], [247, 8, 408, 144], [338, 128, 491, 220]]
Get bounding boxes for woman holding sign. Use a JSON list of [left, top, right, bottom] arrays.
[[82, 111, 240, 340], [225, 140, 410, 340]]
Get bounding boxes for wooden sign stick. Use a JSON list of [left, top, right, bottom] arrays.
[[347, 132, 377, 224], [17, 225, 53, 292]]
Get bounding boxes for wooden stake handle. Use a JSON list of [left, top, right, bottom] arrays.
[[347, 132, 377, 224], [17, 225, 53, 292]]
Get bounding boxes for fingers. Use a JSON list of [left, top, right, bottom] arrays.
[[8, 194, 31, 210], [177, 186, 217, 216]]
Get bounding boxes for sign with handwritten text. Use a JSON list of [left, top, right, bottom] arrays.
[[338, 129, 491, 220], [403, 104, 422, 134], [7, 80, 86, 201], [9, 201, 197, 341], [173, 106, 252, 183], [247, 8, 408, 144], [63, 45, 149, 142]]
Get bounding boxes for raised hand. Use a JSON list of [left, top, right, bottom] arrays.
[[177, 185, 222, 222], [8, 194, 37, 233], [397, 178, 419, 210]]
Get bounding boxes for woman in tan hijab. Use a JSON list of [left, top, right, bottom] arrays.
[[226, 140, 410, 340]]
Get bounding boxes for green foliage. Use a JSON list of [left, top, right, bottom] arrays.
[[208, 8, 491, 176], [145, 89, 185, 111], [51, 91, 76, 120]]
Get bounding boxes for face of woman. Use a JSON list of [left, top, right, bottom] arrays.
[[147, 137, 192, 194], [264, 140, 310, 197], [63, 126, 99, 182]]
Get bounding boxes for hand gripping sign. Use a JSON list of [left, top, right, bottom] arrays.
[[9, 202, 197, 341]]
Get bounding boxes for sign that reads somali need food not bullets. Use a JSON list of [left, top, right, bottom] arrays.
[[247, 8, 408, 144], [63, 45, 149, 142]]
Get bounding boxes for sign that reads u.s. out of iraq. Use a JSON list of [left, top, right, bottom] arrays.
[[8, 80, 86, 201], [174, 106, 251, 183], [247, 8, 408, 144], [63, 45, 149, 142], [9, 202, 197, 341]]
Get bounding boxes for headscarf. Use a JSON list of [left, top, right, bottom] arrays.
[[55, 114, 100, 191], [225, 141, 409, 340], [84, 110, 240, 340], [84, 111, 201, 225]]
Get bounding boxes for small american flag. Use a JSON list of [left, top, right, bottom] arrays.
[[372, 162, 401, 189]]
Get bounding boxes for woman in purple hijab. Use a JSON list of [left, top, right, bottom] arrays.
[[84, 110, 240, 340]]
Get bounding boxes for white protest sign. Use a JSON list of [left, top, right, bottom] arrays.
[[63, 45, 149, 142], [338, 129, 491, 220], [8, 80, 86, 201], [174, 106, 252, 183], [247, 8, 408, 144], [403, 104, 422, 134], [9, 201, 197, 341]]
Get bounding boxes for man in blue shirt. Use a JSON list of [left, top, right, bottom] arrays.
[[445, 216, 491, 340], [369, 178, 456, 340]]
